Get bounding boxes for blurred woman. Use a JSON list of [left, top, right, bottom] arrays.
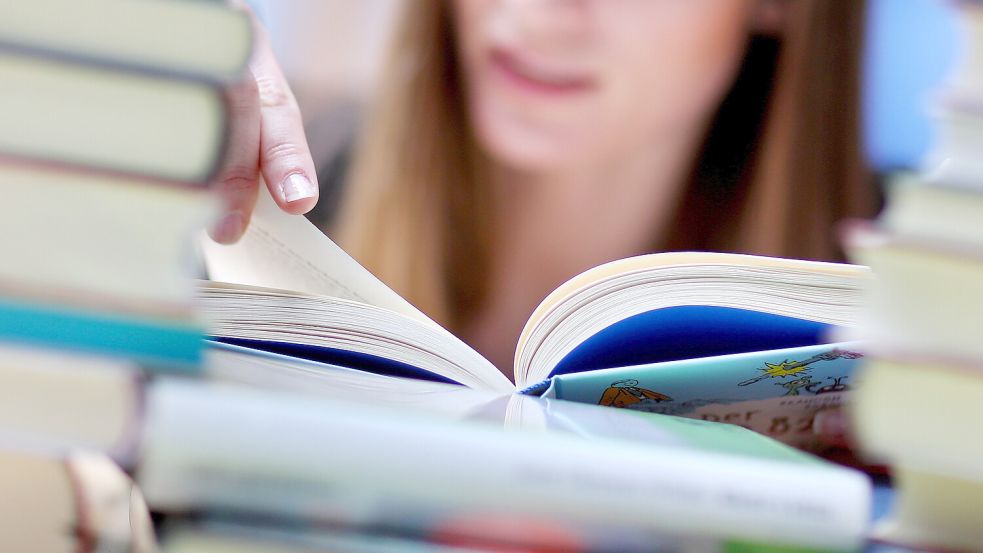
[[327, 0, 879, 373]]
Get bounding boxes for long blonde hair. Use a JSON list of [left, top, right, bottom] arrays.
[[335, 0, 879, 330]]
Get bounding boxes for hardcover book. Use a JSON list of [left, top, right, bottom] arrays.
[[0, 0, 252, 81]]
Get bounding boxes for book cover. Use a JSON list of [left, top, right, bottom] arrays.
[[138, 378, 871, 552], [541, 342, 863, 451]]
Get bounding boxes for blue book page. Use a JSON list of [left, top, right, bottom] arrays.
[[544, 342, 864, 451], [549, 306, 833, 376]]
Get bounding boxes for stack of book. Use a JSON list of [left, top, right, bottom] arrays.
[[845, 2, 983, 551], [0, 0, 254, 368], [0, 0, 252, 550], [0, 339, 874, 553]]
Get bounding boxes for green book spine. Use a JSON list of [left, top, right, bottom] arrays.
[[723, 541, 857, 553]]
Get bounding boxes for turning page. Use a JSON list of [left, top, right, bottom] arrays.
[[199, 185, 437, 328]]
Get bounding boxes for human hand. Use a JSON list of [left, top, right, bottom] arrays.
[[210, 4, 319, 244]]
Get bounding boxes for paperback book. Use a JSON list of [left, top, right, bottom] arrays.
[[199, 188, 869, 449]]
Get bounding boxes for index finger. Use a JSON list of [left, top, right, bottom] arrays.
[[250, 19, 319, 215]]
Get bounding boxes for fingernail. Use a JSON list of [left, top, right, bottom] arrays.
[[281, 173, 316, 203], [213, 210, 246, 243]]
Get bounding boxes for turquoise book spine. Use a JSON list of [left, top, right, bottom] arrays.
[[0, 297, 203, 371], [540, 342, 864, 450]]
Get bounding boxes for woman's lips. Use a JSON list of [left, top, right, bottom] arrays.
[[487, 48, 595, 96]]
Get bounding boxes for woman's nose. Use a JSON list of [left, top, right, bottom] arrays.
[[490, 0, 591, 49]]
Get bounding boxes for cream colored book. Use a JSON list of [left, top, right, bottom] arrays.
[[852, 357, 983, 551], [0, 447, 156, 553], [845, 224, 983, 364]]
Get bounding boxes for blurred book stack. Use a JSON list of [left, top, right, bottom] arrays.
[[0, 0, 255, 368], [0, 447, 156, 553], [0, 2, 879, 553], [138, 369, 873, 553], [1, 340, 875, 553], [845, 1, 983, 551], [0, 0, 252, 550]]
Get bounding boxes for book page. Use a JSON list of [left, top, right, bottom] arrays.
[[514, 252, 869, 384], [200, 185, 437, 327], [205, 342, 503, 419], [517, 252, 868, 361]]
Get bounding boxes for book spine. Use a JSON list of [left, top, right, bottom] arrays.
[[0, 48, 232, 187], [138, 380, 870, 551], [0, 298, 204, 372], [517, 378, 552, 396], [161, 518, 856, 553], [0, 352, 145, 460], [853, 359, 983, 481], [871, 466, 983, 552], [0, 1, 252, 84], [0, 152, 217, 190]]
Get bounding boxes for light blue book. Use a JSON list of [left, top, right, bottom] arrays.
[[538, 341, 863, 451], [140, 376, 870, 553]]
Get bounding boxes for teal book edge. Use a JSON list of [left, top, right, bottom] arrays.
[[0, 297, 203, 371]]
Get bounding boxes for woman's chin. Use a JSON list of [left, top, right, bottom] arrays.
[[475, 123, 588, 176]]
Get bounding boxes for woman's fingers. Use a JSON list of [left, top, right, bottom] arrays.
[[251, 20, 319, 215], [210, 70, 262, 244], [208, 3, 318, 244]]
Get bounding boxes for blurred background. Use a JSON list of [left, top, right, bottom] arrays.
[[249, 0, 399, 166], [249, 0, 961, 174]]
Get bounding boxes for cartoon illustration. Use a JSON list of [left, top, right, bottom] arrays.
[[777, 376, 823, 396], [811, 376, 851, 394], [738, 348, 863, 387], [598, 379, 672, 408]]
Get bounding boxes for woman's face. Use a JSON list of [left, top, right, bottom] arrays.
[[452, 0, 758, 173]]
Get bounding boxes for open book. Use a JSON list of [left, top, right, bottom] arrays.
[[199, 189, 869, 448]]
